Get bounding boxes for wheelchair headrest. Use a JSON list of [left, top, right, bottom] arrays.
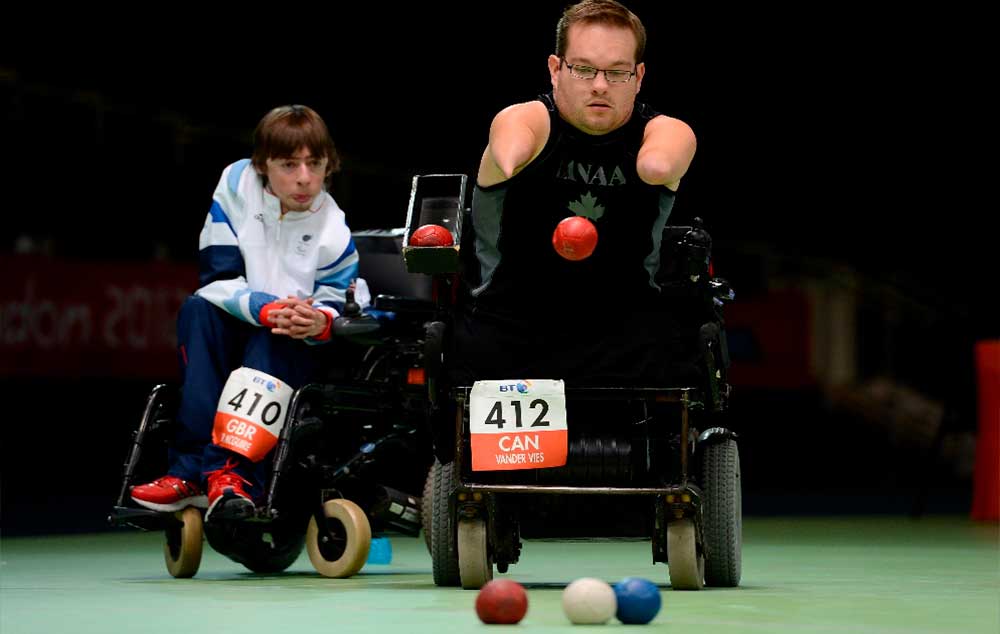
[[353, 229, 434, 301]]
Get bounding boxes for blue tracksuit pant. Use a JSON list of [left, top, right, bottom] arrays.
[[167, 295, 323, 497]]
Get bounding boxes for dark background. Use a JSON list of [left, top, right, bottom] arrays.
[[1, 4, 992, 534]]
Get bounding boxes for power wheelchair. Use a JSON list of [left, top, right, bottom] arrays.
[[419, 179, 742, 591], [108, 175, 464, 578]]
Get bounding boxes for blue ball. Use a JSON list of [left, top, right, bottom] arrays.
[[613, 577, 662, 624]]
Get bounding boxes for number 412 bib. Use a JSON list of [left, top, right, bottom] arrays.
[[469, 379, 568, 471]]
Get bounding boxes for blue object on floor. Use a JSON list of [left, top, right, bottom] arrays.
[[366, 536, 392, 564]]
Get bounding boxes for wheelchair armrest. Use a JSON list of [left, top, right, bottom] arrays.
[[332, 313, 381, 337], [373, 294, 436, 315], [333, 288, 419, 338]]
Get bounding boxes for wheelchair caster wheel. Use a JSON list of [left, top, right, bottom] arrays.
[[306, 499, 371, 578], [458, 516, 493, 589], [163, 506, 204, 578], [667, 518, 704, 590]]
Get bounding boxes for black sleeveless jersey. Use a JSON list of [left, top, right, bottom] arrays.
[[452, 94, 686, 385], [467, 93, 675, 319]]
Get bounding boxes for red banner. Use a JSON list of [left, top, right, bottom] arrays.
[[972, 340, 999, 521], [0, 254, 816, 388], [0, 255, 196, 378], [725, 289, 815, 389]]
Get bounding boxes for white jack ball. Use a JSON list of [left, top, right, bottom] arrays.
[[562, 577, 617, 625]]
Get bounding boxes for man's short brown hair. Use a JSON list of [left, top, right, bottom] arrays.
[[555, 0, 646, 63]]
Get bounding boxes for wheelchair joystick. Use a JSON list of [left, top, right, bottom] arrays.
[[682, 217, 712, 282], [343, 288, 362, 317], [332, 288, 380, 337]]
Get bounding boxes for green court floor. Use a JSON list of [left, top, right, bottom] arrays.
[[2, 517, 997, 633]]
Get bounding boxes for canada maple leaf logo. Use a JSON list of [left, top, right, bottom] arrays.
[[568, 191, 605, 220]]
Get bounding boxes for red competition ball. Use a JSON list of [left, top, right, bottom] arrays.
[[410, 224, 454, 247], [475, 579, 529, 624], [552, 216, 598, 261]]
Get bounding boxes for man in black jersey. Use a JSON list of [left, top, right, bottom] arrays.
[[452, 0, 697, 387]]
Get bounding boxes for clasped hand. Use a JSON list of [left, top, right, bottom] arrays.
[[268, 296, 327, 339]]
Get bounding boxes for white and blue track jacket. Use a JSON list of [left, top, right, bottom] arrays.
[[195, 159, 363, 340]]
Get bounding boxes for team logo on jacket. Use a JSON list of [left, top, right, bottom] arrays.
[[295, 234, 312, 255]]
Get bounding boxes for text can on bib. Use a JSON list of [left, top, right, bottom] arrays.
[[469, 379, 568, 471], [212, 367, 294, 462]]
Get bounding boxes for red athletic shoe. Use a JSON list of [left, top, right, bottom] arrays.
[[130, 476, 207, 512], [205, 460, 255, 522]]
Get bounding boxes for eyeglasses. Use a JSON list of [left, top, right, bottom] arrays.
[[561, 58, 636, 83]]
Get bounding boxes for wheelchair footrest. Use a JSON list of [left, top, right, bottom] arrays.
[[108, 505, 175, 531]]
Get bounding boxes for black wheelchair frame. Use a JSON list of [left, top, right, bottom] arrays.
[[108, 316, 439, 578], [421, 207, 742, 590]]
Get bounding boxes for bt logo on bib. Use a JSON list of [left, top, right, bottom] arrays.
[[252, 375, 282, 393], [498, 380, 531, 395]]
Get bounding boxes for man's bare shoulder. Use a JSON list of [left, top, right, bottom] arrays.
[[643, 114, 695, 140], [492, 100, 550, 130]]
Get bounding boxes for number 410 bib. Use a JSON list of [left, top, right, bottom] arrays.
[[212, 367, 294, 463], [469, 379, 568, 471]]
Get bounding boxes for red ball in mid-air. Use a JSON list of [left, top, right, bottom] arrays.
[[552, 216, 598, 261], [410, 224, 454, 247], [475, 579, 529, 624]]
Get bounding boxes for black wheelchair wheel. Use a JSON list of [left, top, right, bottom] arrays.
[[204, 515, 307, 574], [422, 465, 433, 553], [701, 438, 742, 587], [428, 459, 460, 586], [241, 531, 306, 574]]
